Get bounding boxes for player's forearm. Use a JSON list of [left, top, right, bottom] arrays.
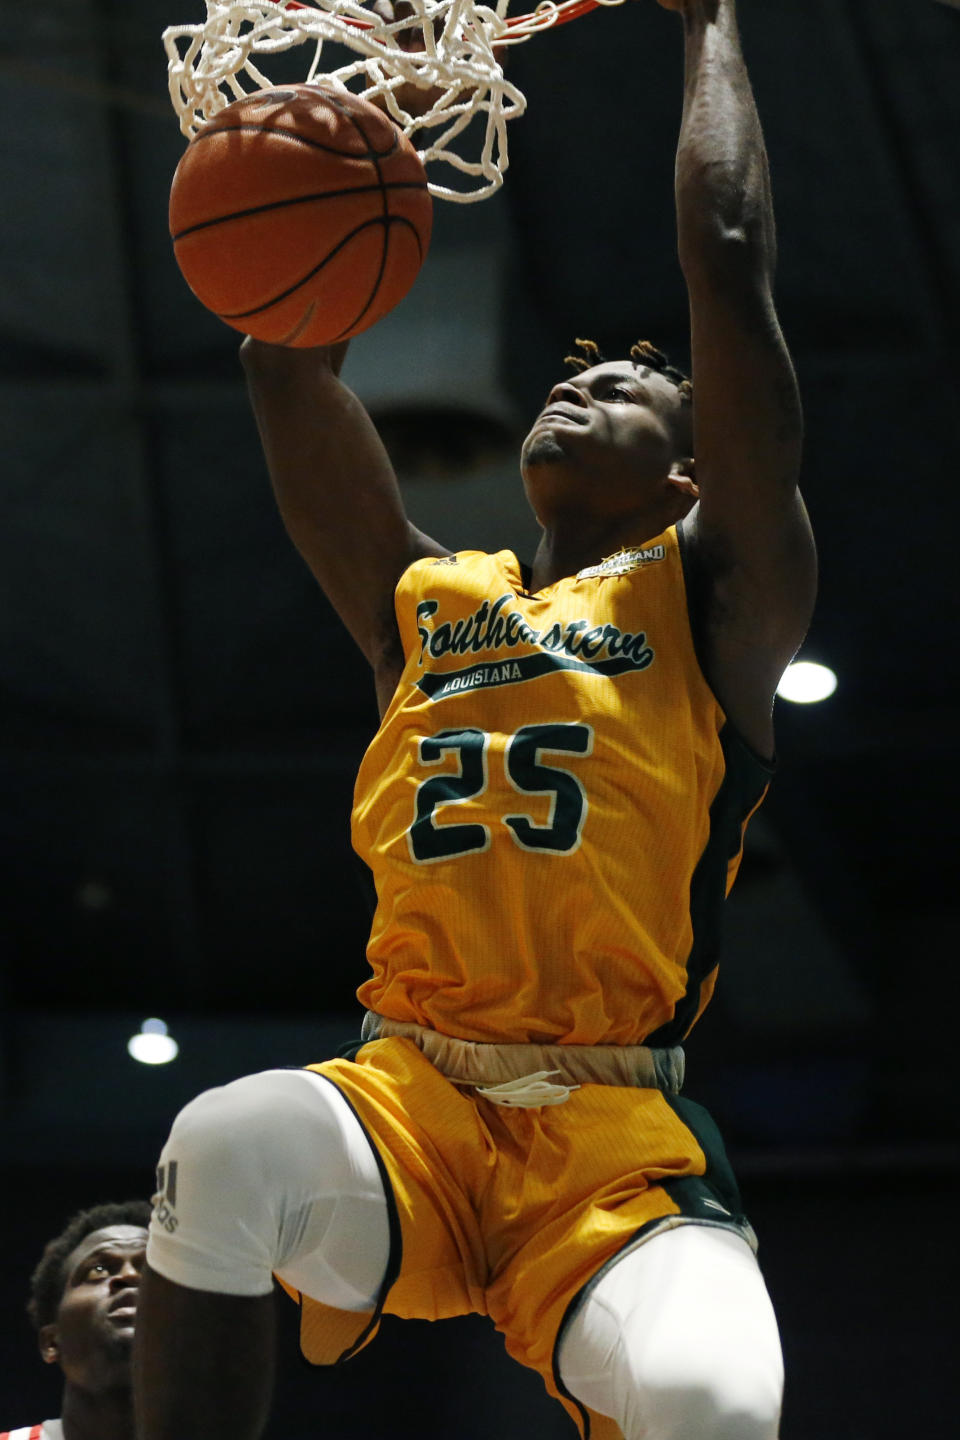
[[673, 0, 776, 282], [239, 336, 443, 676], [241, 335, 349, 382], [240, 338, 379, 524], [240, 338, 357, 526], [240, 337, 410, 581]]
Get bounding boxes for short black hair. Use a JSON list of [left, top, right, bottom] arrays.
[[565, 337, 693, 399], [27, 1200, 152, 1331]]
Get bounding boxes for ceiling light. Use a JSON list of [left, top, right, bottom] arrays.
[[777, 660, 838, 704], [127, 1017, 179, 1065]]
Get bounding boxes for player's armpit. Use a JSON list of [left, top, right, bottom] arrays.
[[680, 447, 815, 761], [241, 338, 450, 683]]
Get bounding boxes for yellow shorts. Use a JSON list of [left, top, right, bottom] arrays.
[[285, 1037, 754, 1440]]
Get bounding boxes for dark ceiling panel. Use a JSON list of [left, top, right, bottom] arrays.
[[0, 38, 110, 364], [152, 406, 377, 741], [190, 768, 372, 1010], [122, 105, 244, 378], [0, 769, 182, 1001], [504, 8, 686, 354], [0, 757, 373, 1013], [0, 395, 162, 735], [797, 354, 957, 704]]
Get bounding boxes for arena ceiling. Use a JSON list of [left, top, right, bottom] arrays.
[[1, 0, 959, 1170]]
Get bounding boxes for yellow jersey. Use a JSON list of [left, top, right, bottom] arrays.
[[352, 525, 771, 1046]]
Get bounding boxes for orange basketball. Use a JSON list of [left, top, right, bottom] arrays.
[[169, 84, 433, 347]]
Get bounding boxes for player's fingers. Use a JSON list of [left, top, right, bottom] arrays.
[[368, 0, 429, 52]]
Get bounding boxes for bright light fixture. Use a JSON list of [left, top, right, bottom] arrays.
[[128, 1017, 179, 1065], [777, 660, 838, 704]]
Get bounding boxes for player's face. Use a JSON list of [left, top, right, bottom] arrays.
[[520, 361, 693, 519], [43, 1225, 147, 1391]]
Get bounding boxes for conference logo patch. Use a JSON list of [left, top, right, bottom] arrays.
[[577, 544, 665, 579]]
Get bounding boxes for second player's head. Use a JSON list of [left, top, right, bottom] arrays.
[[520, 339, 697, 529], [28, 1200, 151, 1395]]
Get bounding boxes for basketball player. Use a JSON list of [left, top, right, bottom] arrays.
[[134, 2, 815, 1438], [2, 1202, 150, 1440]]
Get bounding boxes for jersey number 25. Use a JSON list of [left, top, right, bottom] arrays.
[[408, 722, 593, 863]]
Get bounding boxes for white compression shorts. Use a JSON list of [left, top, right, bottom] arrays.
[[557, 1225, 784, 1440], [148, 1068, 783, 1439], [147, 1068, 390, 1309]]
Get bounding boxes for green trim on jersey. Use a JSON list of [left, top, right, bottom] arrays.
[[660, 1092, 751, 1229], [646, 723, 771, 1048]]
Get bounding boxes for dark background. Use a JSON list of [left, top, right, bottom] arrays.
[[1, 1, 959, 1435]]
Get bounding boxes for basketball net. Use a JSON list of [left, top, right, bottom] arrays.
[[163, 0, 624, 202]]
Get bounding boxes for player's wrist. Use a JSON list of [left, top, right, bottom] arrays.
[[657, 0, 725, 27], [240, 335, 342, 372]]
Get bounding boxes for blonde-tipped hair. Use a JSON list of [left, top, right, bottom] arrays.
[[564, 337, 692, 400]]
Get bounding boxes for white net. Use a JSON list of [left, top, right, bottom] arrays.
[[163, 0, 621, 202]]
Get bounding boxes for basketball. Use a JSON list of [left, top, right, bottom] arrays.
[[169, 84, 433, 347]]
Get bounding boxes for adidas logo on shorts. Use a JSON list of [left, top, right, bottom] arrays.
[[153, 1160, 179, 1234]]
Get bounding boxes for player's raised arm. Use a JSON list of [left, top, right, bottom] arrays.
[[241, 337, 450, 712], [660, 0, 817, 757]]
